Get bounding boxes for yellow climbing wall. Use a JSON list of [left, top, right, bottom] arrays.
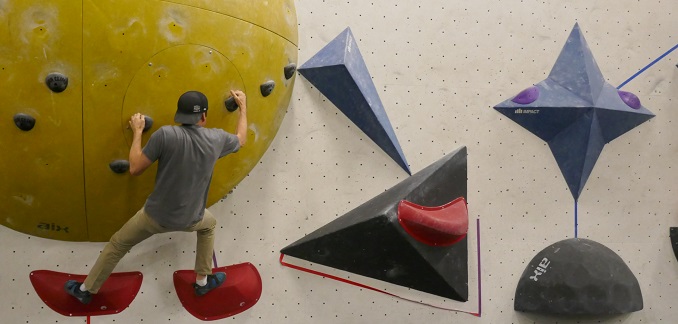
[[0, 0, 298, 241], [0, 1, 88, 241]]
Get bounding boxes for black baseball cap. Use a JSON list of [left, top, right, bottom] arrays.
[[174, 91, 208, 124]]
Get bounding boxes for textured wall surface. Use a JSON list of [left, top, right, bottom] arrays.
[[1, 0, 677, 323]]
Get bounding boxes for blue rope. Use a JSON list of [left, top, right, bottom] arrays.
[[617, 43, 678, 89], [574, 200, 578, 238]]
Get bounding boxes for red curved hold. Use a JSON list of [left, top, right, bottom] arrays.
[[29, 270, 142, 317], [398, 197, 468, 246], [173, 263, 262, 321]]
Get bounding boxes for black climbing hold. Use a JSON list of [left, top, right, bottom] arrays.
[[224, 96, 238, 112], [143, 116, 153, 133], [13, 113, 36, 131], [514, 238, 643, 315], [45, 73, 68, 93], [284, 63, 297, 80], [109, 160, 130, 174], [281, 146, 469, 302], [260, 81, 275, 97], [670, 227, 678, 262]]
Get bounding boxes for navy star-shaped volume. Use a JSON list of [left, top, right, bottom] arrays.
[[494, 23, 654, 201]]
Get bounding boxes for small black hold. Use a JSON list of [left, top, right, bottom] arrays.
[[224, 96, 239, 112], [45, 73, 68, 93], [260, 81, 275, 97], [109, 160, 130, 174], [14, 113, 36, 131], [143, 116, 153, 133], [284, 63, 297, 80], [670, 227, 678, 263]]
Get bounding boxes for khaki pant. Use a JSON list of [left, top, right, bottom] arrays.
[[84, 208, 216, 293]]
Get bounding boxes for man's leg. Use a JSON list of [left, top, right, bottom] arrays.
[[184, 209, 224, 295], [83, 208, 166, 294], [186, 209, 217, 277]]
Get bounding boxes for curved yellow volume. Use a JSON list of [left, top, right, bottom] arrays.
[[0, 0, 298, 241]]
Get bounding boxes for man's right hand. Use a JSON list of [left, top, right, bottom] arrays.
[[231, 90, 248, 147], [129, 113, 146, 135], [230, 90, 247, 112]]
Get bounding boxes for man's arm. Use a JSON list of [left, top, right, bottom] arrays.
[[128, 113, 153, 176], [230, 90, 248, 147]]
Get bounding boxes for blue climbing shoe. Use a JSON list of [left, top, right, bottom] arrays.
[[64, 280, 92, 304], [193, 272, 226, 296]]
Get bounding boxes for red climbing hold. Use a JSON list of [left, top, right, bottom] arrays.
[[173, 263, 262, 321], [398, 197, 468, 246], [29, 270, 142, 317]]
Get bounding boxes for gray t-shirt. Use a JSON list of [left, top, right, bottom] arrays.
[[141, 125, 240, 229]]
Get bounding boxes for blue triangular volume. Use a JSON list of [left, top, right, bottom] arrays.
[[495, 106, 589, 143], [596, 108, 654, 143], [299, 27, 411, 175], [548, 23, 605, 104], [493, 23, 655, 202], [299, 29, 351, 70], [547, 111, 605, 200], [494, 79, 592, 142], [594, 84, 655, 143]]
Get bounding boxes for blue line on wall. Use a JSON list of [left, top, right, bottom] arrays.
[[574, 200, 579, 238], [617, 44, 678, 89]]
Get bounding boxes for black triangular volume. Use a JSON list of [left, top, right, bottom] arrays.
[[282, 147, 468, 301]]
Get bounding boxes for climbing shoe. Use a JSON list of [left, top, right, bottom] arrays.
[[193, 272, 227, 296], [64, 280, 92, 304]]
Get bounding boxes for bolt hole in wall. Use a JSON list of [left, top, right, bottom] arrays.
[[1, 0, 678, 323]]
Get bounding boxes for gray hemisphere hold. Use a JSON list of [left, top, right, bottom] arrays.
[[109, 160, 130, 174], [45, 73, 69, 93], [260, 81, 275, 97], [14, 113, 36, 131]]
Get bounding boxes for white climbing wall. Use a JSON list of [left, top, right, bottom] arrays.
[[2, 0, 677, 323]]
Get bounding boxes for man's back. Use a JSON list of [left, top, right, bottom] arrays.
[[141, 125, 240, 229]]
